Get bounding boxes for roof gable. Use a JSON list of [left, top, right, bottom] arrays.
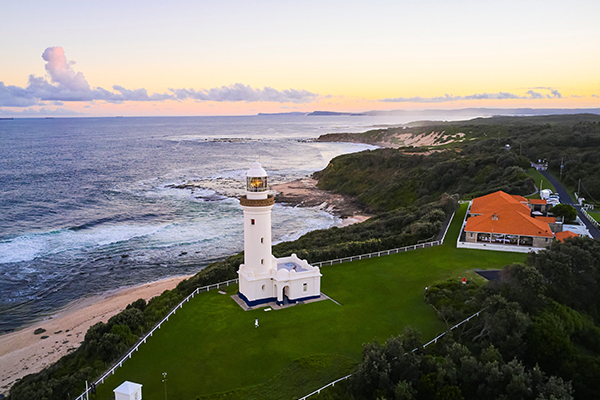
[[555, 230, 579, 242], [470, 191, 529, 215]]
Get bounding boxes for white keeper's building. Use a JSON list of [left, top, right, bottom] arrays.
[[237, 162, 322, 307]]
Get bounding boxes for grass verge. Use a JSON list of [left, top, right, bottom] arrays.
[[526, 168, 556, 199]]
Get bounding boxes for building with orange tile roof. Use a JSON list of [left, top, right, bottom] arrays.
[[464, 191, 558, 249], [555, 230, 579, 242]]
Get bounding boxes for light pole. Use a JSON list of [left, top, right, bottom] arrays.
[[162, 372, 168, 400]]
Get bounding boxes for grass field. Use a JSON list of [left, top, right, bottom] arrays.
[[588, 210, 600, 223], [94, 204, 526, 400], [526, 168, 556, 199]]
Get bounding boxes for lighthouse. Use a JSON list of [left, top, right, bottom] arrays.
[[240, 162, 274, 275], [237, 162, 321, 307]]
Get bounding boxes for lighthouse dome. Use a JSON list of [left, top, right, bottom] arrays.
[[246, 162, 268, 193], [246, 162, 267, 178]]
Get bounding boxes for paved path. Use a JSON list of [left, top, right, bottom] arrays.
[[540, 170, 600, 238]]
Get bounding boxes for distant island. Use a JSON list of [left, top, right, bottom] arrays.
[[256, 108, 600, 118]]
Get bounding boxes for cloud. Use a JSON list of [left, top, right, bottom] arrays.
[[381, 88, 564, 103], [170, 83, 317, 103], [1, 47, 319, 107], [42, 47, 90, 92], [526, 90, 545, 99], [592, 94, 600, 98]]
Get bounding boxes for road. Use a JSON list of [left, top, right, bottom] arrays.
[[540, 170, 600, 239]]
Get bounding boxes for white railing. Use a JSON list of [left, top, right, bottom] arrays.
[[298, 309, 482, 400], [311, 211, 456, 269], [75, 210, 458, 399], [297, 374, 353, 400], [582, 209, 600, 229], [74, 278, 239, 400], [312, 241, 441, 268]]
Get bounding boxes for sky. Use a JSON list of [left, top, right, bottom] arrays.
[[1, 0, 599, 117]]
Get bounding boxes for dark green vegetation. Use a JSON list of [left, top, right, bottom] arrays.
[[549, 204, 578, 223], [315, 237, 600, 400], [316, 115, 600, 208], [315, 144, 533, 211]]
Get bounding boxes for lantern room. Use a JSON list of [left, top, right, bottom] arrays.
[[246, 162, 268, 199]]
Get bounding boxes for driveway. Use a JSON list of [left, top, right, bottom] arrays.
[[540, 170, 600, 239]]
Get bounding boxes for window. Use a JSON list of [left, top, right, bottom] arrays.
[[248, 176, 268, 191], [261, 237, 264, 244], [261, 284, 265, 291], [261, 259, 264, 264], [251, 219, 255, 225], [303, 283, 307, 292]]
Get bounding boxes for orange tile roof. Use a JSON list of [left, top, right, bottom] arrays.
[[529, 199, 547, 205], [555, 230, 579, 242], [465, 210, 554, 237], [470, 191, 529, 216], [534, 216, 556, 224], [466, 191, 554, 238]]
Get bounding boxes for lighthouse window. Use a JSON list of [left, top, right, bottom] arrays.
[[303, 283, 308, 292], [251, 219, 255, 225], [262, 284, 265, 291], [247, 177, 267, 192], [261, 237, 264, 244], [261, 259, 264, 264]]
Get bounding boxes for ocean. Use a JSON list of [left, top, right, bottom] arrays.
[[0, 114, 426, 333]]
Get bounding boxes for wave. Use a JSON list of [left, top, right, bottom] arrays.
[[68, 213, 161, 231]]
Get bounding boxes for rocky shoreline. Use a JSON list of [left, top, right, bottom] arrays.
[[166, 178, 371, 223], [271, 178, 370, 222]]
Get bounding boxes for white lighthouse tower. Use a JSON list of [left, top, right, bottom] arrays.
[[237, 162, 321, 307]]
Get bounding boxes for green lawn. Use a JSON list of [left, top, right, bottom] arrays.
[[93, 204, 525, 400], [526, 168, 556, 199], [588, 210, 600, 223]]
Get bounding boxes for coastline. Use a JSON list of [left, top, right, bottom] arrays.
[[272, 178, 371, 223], [0, 274, 192, 395], [0, 177, 368, 395]]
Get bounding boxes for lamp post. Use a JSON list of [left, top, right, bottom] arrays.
[[162, 372, 168, 400]]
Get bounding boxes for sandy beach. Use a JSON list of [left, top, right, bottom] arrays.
[[0, 274, 192, 395]]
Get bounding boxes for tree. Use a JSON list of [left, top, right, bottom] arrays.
[[550, 204, 578, 222]]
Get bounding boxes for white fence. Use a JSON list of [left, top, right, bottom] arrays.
[[74, 278, 239, 400], [75, 211, 457, 399], [312, 210, 456, 268], [312, 241, 441, 268], [582, 209, 600, 229], [297, 374, 353, 400], [297, 310, 482, 400]]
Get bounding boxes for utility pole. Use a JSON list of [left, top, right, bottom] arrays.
[[162, 372, 168, 400], [560, 158, 564, 181]]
